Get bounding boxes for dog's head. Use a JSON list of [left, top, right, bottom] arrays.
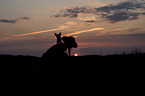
[[54, 32, 61, 37]]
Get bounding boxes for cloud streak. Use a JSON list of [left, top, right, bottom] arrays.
[[96, 29, 122, 36], [20, 17, 31, 20], [0, 19, 18, 23], [64, 27, 104, 36], [0, 17, 31, 23], [14, 26, 70, 37], [0, 22, 74, 41], [53, 0, 145, 23]]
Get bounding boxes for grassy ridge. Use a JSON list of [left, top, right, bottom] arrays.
[[0, 54, 144, 82]]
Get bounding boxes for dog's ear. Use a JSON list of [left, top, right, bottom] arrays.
[[59, 32, 61, 35], [54, 33, 57, 36]]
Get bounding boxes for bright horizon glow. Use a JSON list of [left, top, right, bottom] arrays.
[[74, 53, 80, 56]]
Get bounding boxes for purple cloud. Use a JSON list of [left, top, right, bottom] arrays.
[[0, 17, 31, 24], [53, 1, 145, 23]]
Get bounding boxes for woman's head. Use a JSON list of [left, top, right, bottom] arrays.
[[62, 36, 78, 49]]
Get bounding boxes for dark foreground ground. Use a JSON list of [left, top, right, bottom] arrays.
[[0, 54, 144, 83]]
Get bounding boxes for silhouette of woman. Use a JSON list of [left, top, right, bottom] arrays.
[[62, 36, 78, 56]]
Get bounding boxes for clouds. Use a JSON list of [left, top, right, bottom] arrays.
[[97, 1, 145, 23], [53, 0, 145, 23], [85, 20, 96, 23], [0, 19, 18, 23], [96, 1, 145, 12], [54, 6, 88, 18], [0, 17, 31, 23], [104, 12, 140, 23], [20, 17, 31, 20]]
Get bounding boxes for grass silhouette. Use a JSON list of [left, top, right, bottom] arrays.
[[0, 51, 144, 83]]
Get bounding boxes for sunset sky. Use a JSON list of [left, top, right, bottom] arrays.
[[0, 0, 145, 56]]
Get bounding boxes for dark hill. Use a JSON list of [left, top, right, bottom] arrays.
[[0, 54, 144, 83]]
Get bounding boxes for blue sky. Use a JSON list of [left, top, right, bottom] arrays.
[[0, 0, 145, 56]]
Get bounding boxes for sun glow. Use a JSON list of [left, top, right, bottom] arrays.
[[74, 53, 80, 56]]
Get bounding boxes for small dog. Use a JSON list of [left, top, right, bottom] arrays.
[[54, 32, 62, 44]]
